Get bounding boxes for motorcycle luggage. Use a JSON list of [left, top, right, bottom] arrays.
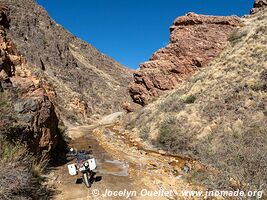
[[68, 164, 77, 176], [88, 158, 96, 170]]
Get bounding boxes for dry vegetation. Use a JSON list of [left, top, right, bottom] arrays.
[[0, 139, 54, 200], [126, 9, 267, 193], [0, 94, 54, 199]]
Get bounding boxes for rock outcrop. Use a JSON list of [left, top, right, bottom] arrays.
[[128, 13, 240, 106], [0, 6, 58, 155], [250, 0, 267, 14], [127, 8, 267, 190], [2, 0, 132, 123]]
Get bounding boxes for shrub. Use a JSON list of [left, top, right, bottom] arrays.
[[0, 139, 55, 199], [159, 90, 186, 113], [139, 126, 150, 140], [0, 93, 11, 117], [255, 25, 267, 35], [159, 97, 185, 112], [0, 139, 32, 199], [228, 29, 248, 46], [0, 97, 8, 107], [31, 155, 49, 182], [66, 112, 78, 123], [0, 140, 26, 161], [182, 94, 197, 104], [157, 115, 192, 153], [192, 125, 267, 191], [126, 121, 135, 130], [158, 116, 176, 144]]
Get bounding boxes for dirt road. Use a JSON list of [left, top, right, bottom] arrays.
[[48, 123, 198, 200]]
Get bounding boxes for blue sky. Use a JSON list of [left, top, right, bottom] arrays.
[[36, 0, 254, 69]]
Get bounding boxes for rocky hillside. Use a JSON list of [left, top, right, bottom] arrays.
[[0, 4, 58, 155], [128, 13, 240, 106], [0, 5, 61, 199], [2, 0, 132, 123], [126, 7, 267, 192], [251, 0, 267, 14]]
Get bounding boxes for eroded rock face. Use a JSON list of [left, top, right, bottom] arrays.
[[3, 0, 132, 123], [129, 13, 240, 106], [251, 0, 267, 14], [0, 6, 58, 155]]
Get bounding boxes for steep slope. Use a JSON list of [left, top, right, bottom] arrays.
[[0, 5, 58, 155], [2, 0, 132, 123], [128, 13, 240, 106], [126, 9, 267, 192], [0, 6, 60, 199]]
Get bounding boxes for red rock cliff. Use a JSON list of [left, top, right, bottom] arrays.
[[128, 13, 240, 106]]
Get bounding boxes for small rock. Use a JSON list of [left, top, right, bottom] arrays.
[[175, 175, 183, 179], [182, 166, 190, 173], [14, 102, 25, 113]]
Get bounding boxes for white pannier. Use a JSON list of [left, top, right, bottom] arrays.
[[67, 163, 77, 176], [88, 158, 96, 170]]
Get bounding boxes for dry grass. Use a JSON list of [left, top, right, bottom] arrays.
[[127, 9, 267, 192], [31, 155, 49, 182], [139, 125, 151, 140], [0, 93, 12, 123], [0, 139, 54, 199], [0, 139, 32, 199], [0, 140, 27, 161]]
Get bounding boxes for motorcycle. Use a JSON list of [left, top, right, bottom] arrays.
[[67, 148, 96, 188]]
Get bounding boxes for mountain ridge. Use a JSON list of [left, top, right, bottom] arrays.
[[2, 0, 132, 124]]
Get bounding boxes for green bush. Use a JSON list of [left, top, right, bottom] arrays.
[[158, 116, 176, 144], [157, 115, 191, 153], [183, 94, 197, 104]]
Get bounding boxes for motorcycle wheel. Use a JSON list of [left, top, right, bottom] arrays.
[[83, 173, 91, 188]]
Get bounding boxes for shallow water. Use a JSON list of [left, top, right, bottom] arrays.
[[95, 159, 129, 176], [68, 130, 129, 177]]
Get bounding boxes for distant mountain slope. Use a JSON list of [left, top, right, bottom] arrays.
[[2, 0, 132, 123], [126, 8, 267, 192]]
